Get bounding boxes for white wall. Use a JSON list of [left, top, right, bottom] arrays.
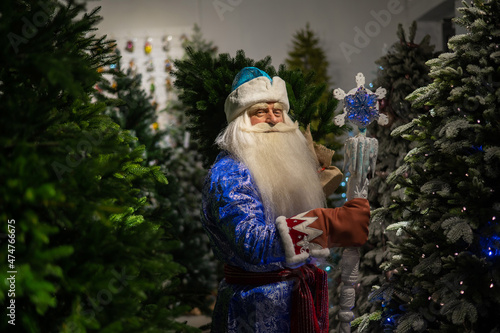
[[95, 0, 450, 109]]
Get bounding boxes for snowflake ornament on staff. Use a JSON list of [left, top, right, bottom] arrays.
[[333, 73, 386, 333], [334, 72, 387, 129], [334, 72, 386, 199]]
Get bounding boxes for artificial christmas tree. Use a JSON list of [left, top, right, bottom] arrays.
[[285, 23, 342, 152], [95, 26, 220, 315], [164, 26, 220, 315], [364, 1, 500, 331], [351, 22, 436, 332], [181, 24, 218, 58], [368, 22, 436, 209], [0, 1, 195, 332], [286, 23, 331, 89]]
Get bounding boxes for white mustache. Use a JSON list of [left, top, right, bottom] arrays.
[[240, 121, 299, 133]]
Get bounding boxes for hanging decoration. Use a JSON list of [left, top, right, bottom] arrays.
[[128, 58, 137, 76], [116, 28, 189, 113], [145, 58, 154, 72], [125, 39, 134, 53], [164, 59, 173, 73], [165, 77, 172, 92], [148, 76, 156, 94], [162, 35, 172, 52], [144, 37, 153, 55], [333, 72, 386, 333]]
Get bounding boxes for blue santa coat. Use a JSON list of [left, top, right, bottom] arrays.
[[202, 151, 295, 332]]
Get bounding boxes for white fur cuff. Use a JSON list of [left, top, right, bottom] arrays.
[[276, 216, 310, 265]]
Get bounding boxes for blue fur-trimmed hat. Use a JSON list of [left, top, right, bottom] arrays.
[[224, 67, 290, 123]]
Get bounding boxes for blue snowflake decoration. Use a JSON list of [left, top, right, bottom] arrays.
[[344, 86, 379, 129], [333, 73, 387, 130]]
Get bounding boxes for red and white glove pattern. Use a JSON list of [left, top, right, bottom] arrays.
[[276, 198, 370, 265]]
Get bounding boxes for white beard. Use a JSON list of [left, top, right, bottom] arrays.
[[216, 114, 326, 220]]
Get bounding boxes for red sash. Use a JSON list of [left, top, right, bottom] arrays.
[[224, 263, 329, 333]]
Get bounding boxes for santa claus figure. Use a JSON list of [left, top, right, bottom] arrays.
[[201, 67, 370, 333]]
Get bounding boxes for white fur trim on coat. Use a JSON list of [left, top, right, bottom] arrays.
[[275, 216, 310, 266]]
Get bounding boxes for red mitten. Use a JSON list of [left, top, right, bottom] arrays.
[[276, 198, 370, 265]]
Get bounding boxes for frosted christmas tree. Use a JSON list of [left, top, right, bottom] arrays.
[[352, 22, 436, 332], [365, 1, 500, 331]]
